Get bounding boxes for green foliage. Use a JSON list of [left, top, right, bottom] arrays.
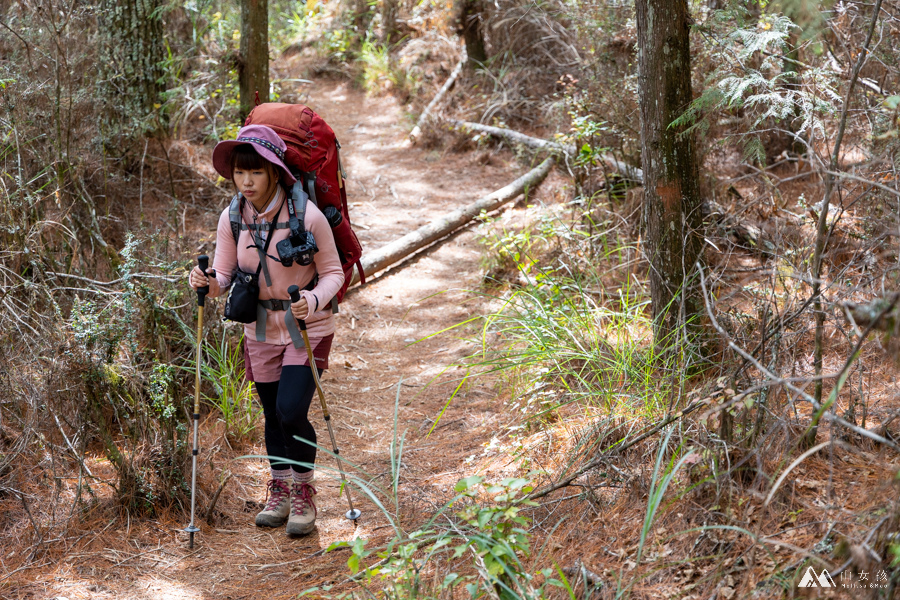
[[680, 7, 842, 155], [478, 212, 548, 280], [472, 279, 671, 422], [69, 297, 125, 366], [359, 38, 406, 95], [56, 231, 199, 513], [328, 476, 567, 600], [149, 362, 177, 420], [155, 0, 258, 141], [270, 0, 316, 50], [321, 27, 355, 64], [471, 210, 673, 424], [568, 113, 610, 169], [635, 428, 695, 567], [728, 14, 796, 59]]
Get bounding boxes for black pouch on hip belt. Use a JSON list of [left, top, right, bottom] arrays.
[[223, 267, 260, 323]]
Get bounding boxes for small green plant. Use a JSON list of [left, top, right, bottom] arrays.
[[359, 38, 406, 95], [149, 362, 177, 420], [321, 27, 354, 63], [201, 331, 259, 442], [320, 476, 570, 600], [478, 219, 543, 281], [271, 5, 310, 49]]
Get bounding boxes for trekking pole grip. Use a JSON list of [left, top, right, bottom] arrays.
[[288, 285, 308, 331], [197, 255, 210, 307]]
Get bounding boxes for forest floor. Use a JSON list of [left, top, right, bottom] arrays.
[[4, 57, 565, 600], [7, 50, 900, 600]]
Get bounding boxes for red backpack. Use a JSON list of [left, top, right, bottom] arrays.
[[242, 103, 365, 304]]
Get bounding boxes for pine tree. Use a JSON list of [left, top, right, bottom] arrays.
[[98, 0, 166, 140], [239, 0, 269, 120], [635, 0, 704, 343], [453, 0, 487, 66]]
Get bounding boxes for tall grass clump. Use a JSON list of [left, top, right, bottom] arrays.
[[472, 280, 671, 420], [201, 330, 260, 444], [463, 205, 692, 428]]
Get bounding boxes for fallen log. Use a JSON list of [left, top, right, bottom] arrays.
[[448, 118, 573, 153], [349, 156, 555, 286], [409, 54, 466, 143], [447, 119, 644, 183]]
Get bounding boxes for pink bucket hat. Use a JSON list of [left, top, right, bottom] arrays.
[[212, 125, 297, 185]]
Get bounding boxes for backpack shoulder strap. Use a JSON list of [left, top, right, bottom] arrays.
[[228, 194, 242, 244], [286, 181, 309, 234]]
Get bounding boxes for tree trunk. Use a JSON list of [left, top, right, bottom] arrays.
[[353, 0, 373, 46], [98, 0, 166, 139], [635, 0, 704, 343], [239, 0, 269, 120], [453, 0, 487, 66], [381, 0, 398, 45]]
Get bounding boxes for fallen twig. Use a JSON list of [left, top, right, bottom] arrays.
[[529, 399, 706, 500], [409, 54, 466, 143], [205, 473, 232, 524]]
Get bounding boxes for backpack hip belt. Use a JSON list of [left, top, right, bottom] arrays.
[[253, 275, 317, 344]]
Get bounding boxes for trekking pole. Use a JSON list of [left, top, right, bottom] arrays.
[[185, 255, 214, 548], [288, 285, 361, 521]]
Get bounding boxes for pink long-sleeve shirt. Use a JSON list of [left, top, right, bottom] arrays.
[[206, 186, 344, 343]]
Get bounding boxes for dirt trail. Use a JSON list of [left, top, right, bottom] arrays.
[[25, 71, 541, 599]]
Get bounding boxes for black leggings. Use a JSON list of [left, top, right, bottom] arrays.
[[255, 365, 320, 473]]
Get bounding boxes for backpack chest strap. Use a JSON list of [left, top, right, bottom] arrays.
[[243, 222, 291, 232]]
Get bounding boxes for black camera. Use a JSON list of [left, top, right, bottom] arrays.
[[276, 230, 318, 267], [275, 180, 320, 267]]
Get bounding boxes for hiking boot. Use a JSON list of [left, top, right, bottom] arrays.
[[286, 481, 317, 536], [255, 479, 291, 527]]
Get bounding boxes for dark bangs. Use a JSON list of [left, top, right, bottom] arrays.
[[231, 145, 267, 172]]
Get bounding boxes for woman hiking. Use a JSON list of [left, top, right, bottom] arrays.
[[188, 125, 344, 536]]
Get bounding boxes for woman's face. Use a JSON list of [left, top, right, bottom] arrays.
[[233, 163, 276, 203]]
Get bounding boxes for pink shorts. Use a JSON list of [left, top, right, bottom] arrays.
[[243, 334, 333, 383]]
